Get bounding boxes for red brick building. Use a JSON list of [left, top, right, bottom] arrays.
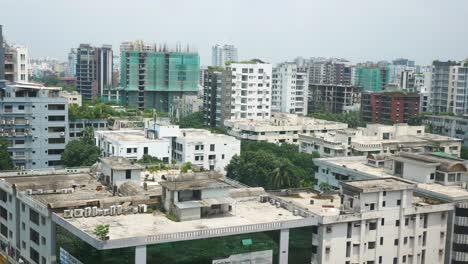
[[361, 91, 420, 124]]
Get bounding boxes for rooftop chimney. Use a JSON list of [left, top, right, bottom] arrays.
[[0, 25, 5, 88]]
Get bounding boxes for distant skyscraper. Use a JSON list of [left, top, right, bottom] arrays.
[[211, 44, 238, 66], [67, 48, 77, 76], [76, 44, 113, 100]]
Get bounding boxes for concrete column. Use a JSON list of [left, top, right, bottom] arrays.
[[279, 228, 290, 264], [135, 245, 147, 264]]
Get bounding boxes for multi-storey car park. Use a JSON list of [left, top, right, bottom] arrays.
[[0, 156, 458, 264]]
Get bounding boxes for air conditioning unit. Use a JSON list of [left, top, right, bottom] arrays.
[[138, 204, 147, 213], [259, 195, 268, 203], [64, 210, 73, 218], [110, 205, 116, 215], [25, 189, 33, 195], [60, 132, 65, 137], [269, 199, 276, 205], [132, 206, 139, 214], [36, 189, 43, 194], [103, 209, 110, 216], [116, 205, 122, 215], [74, 209, 84, 218], [84, 207, 91, 217], [91, 206, 98, 217], [97, 209, 103, 216]]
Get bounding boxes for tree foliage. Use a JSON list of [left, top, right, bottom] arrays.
[[309, 111, 365, 128], [461, 146, 468, 160], [226, 141, 319, 189], [94, 224, 110, 240], [177, 112, 204, 129], [137, 154, 163, 164], [0, 137, 14, 170], [61, 138, 101, 167]]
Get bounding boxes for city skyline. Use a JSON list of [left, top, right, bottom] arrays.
[[2, 0, 468, 65]]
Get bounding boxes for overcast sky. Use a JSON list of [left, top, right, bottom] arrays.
[[2, 0, 468, 65]]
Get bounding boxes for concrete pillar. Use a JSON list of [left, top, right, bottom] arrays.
[[279, 228, 289, 264], [135, 245, 147, 264]]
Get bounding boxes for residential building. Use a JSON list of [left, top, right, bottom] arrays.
[[424, 115, 468, 146], [314, 152, 468, 263], [173, 128, 240, 172], [450, 60, 468, 115], [392, 58, 415, 68], [4, 44, 29, 83], [223, 60, 273, 121], [0, 25, 5, 88], [59, 90, 82, 106], [308, 84, 361, 114], [69, 119, 108, 140], [307, 58, 352, 86], [120, 40, 199, 112], [430, 60, 460, 114], [356, 65, 390, 92], [0, 83, 69, 169], [271, 62, 308, 115], [224, 112, 348, 144], [67, 48, 77, 76], [361, 91, 420, 124], [202, 67, 225, 127], [76, 44, 113, 100], [211, 44, 238, 67], [299, 123, 462, 157]]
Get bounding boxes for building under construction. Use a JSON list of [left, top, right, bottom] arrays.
[[120, 40, 200, 112], [308, 84, 361, 114]]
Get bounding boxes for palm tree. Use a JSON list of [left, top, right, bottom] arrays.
[[270, 159, 294, 189]]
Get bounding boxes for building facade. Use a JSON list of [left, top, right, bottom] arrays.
[[202, 68, 224, 127], [67, 48, 77, 77], [4, 44, 29, 83], [76, 44, 113, 100], [0, 83, 69, 169], [120, 41, 199, 112], [424, 115, 468, 146], [307, 59, 352, 86], [211, 44, 238, 67], [271, 62, 308, 115], [356, 66, 390, 92], [308, 84, 361, 114], [430, 61, 460, 114], [361, 91, 420, 124]]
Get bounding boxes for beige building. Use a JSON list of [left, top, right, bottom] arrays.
[[59, 90, 82, 106]]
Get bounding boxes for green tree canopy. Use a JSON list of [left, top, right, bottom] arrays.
[[0, 137, 14, 170], [61, 140, 101, 167], [177, 112, 204, 129], [309, 111, 365, 128]]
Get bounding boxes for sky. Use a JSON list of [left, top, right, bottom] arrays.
[[2, 0, 468, 66]]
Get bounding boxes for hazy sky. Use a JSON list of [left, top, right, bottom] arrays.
[[2, 0, 468, 65]]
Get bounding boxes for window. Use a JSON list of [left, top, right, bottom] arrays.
[[30, 247, 40, 264], [208, 155, 216, 160], [125, 170, 131, 179], [393, 258, 398, 264], [368, 241, 376, 249], [41, 236, 46, 245], [22, 241, 26, 249], [30, 228, 40, 245], [48, 104, 65, 110], [402, 255, 407, 263], [405, 218, 409, 226], [397, 199, 401, 206], [382, 201, 386, 207], [394, 239, 399, 245], [369, 222, 377, 230], [18, 105, 25, 110], [0, 189, 6, 202], [381, 218, 385, 226], [30, 209, 39, 225], [370, 203, 375, 211], [48, 138, 65, 144], [22, 222, 25, 230], [0, 206, 7, 220], [195, 145, 204, 151], [42, 256, 46, 264], [326, 226, 332, 233], [430, 173, 435, 180], [404, 237, 408, 244], [48, 115, 65, 121], [210, 144, 215, 151], [380, 237, 384, 245], [4, 105, 12, 112], [0, 223, 7, 238]]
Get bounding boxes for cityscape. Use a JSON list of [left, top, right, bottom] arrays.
[[1, 1, 468, 263]]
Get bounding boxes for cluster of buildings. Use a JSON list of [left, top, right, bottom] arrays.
[[0, 152, 464, 264]]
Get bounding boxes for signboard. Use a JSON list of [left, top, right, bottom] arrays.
[[212, 250, 273, 264], [59, 247, 83, 264]]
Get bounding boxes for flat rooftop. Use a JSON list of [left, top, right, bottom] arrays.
[[98, 130, 168, 143], [160, 178, 231, 191], [101, 157, 144, 170], [417, 183, 468, 201], [272, 190, 341, 216], [316, 156, 395, 178], [342, 178, 416, 193], [62, 196, 304, 240]]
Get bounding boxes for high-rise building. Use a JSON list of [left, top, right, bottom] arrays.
[[223, 60, 272, 122], [429, 60, 459, 114], [449, 60, 468, 115], [203, 67, 225, 127], [4, 44, 29, 83], [308, 84, 361, 114], [307, 59, 352, 85], [356, 65, 390, 92], [0, 83, 69, 169], [361, 91, 420, 124], [120, 41, 199, 112], [0, 25, 5, 88], [67, 48, 77, 76], [271, 62, 308, 115], [76, 44, 113, 100], [211, 44, 238, 67]]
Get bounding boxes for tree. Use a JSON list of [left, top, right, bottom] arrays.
[[461, 146, 468, 160], [82, 127, 95, 145], [0, 137, 14, 170], [181, 162, 192, 173], [94, 224, 109, 240], [61, 140, 101, 167], [270, 159, 295, 189], [137, 154, 163, 164], [177, 112, 204, 128], [319, 182, 331, 192]]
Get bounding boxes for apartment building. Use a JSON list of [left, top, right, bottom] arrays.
[[313, 152, 468, 263], [424, 115, 468, 146], [224, 112, 348, 145], [173, 128, 240, 172], [307, 59, 352, 85], [68, 119, 107, 140], [450, 60, 468, 116], [0, 83, 69, 169], [4, 44, 29, 83], [361, 91, 420, 124], [211, 44, 238, 67], [308, 84, 361, 114], [299, 123, 462, 158], [224, 61, 273, 121], [120, 40, 199, 112], [0, 163, 454, 264], [202, 67, 225, 127], [76, 44, 113, 100], [67, 48, 77, 77], [271, 62, 308, 115], [59, 90, 82, 106], [430, 60, 460, 114]]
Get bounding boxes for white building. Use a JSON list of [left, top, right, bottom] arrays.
[[173, 129, 240, 172], [271, 62, 308, 115], [4, 44, 29, 83], [95, 130, 172, 163], [100, 156, 143, 187], [225, 61, 272, 121], [211, 44, 238, 67], [59, 90, 82, 106], [299, 123, 462, 157], [224, 112, 348, 144]]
